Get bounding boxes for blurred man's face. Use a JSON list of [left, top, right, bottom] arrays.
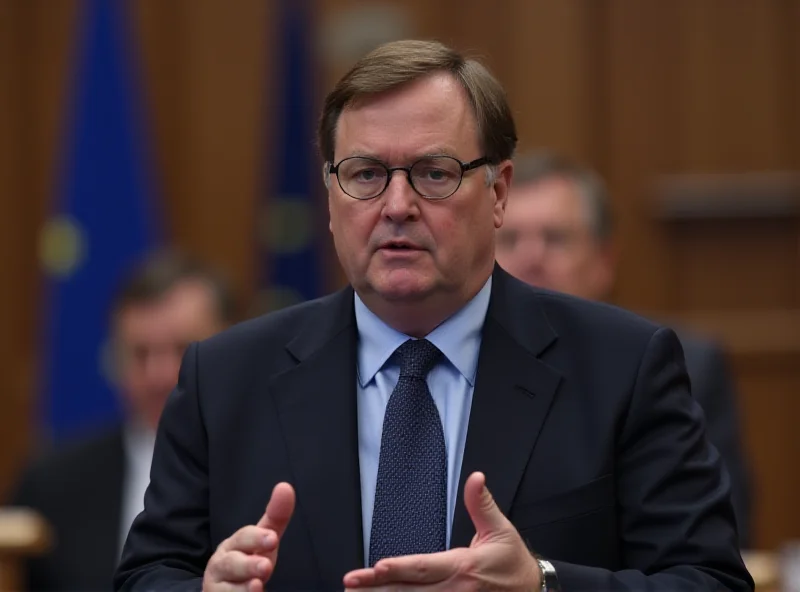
[[113, 280, 225, 431], [495, 176, 615, 301]]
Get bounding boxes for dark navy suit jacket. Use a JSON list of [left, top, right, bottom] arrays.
[[678, 332, 752, 547], [115, 267, 753, 591]]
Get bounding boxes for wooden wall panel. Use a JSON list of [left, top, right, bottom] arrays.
[[134, 0, 273, 317], [132, 0, 190, 259], [790, 0, 800, 171], [502, 0, 602, 163], [315, 0, 441, 109], [0, 0, 28, 501], [680, 1, 790, 171], [604, 0, 798, 312], [0, 0, 78, 500], [734, 353, 800, 547], [668, 219, 799, 310], [603, 0, 686, 312]]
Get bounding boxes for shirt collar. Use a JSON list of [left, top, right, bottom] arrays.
[[355, 276, 492, 387]]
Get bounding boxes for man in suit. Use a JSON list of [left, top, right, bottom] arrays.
[[11, 251, 233, 591], [494, 151, 753, 547], [115, 40, 752, 591]]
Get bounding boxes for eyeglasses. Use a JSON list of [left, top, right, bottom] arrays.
[[327, 155, 492, 200]]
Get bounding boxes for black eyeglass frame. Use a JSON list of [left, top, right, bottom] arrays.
[[326, 155, 493, 200]]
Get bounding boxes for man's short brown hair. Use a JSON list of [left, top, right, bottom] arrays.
[[318, 39, 518, 165], [111, 250, 237, 325]]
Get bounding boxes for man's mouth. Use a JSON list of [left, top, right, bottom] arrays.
[[380, 241, 423, 250]]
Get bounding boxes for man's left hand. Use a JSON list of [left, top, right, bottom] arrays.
[[343, 471, 542, 591]]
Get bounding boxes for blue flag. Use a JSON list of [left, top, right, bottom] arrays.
[[40, 0, 160, 442], [259, 0, 323, 311]]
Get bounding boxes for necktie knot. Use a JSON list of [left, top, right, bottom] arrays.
[[395, 339, 442, 379]]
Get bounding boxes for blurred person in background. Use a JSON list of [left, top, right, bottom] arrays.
[[495, 151, 753, 546], [10, 250, 235, 592]]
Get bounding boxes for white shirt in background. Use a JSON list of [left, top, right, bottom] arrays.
[[120, 424, 156, 555]]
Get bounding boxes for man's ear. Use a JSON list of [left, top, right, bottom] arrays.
[[492, 160, 514, 229]]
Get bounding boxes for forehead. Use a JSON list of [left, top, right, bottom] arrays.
[[334, 73, 481, 161], [508, 177, 589, 222], [116, 281, 217, 339]]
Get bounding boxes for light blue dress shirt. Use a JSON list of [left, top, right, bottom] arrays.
[[355, 276, 492, 562]]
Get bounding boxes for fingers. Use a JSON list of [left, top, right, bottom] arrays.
[[256, 482, 296, 538], [219, 525, 278, 554], [343, 550, 462, 588], [207, 549, 273, 584], [206, 482, 295, 591], [342, 474, 524, 591], [463, 471, 508, 538]]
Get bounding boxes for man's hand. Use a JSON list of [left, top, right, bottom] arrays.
[[203, 482, 295, 592], [343, 472, 541, 591]]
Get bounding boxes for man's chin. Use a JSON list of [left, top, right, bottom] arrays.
[[373, 283, 431, 302], [361, 266, 430, 297], [370, 276, 436, 303]]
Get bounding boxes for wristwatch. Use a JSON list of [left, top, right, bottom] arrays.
[[537, 558, 561, 592]]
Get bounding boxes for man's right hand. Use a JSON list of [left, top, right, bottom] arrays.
[[203, 482, 295, 592]]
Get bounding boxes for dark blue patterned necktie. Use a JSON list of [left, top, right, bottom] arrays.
[[369, 338, 447, 567]]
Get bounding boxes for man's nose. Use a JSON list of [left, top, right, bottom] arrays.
[[381, 172, 420, 222], [527, 233, 549, 264], [143, 351, 181, 385]]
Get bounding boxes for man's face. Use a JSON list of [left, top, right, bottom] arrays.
[[327, 73, 511, 326], [113, 280, 225, 430], [495, 176, 615, 300]]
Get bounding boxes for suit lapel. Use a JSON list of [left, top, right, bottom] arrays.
[[270, 288, 364, 583], [451, 268, 563, 548]]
